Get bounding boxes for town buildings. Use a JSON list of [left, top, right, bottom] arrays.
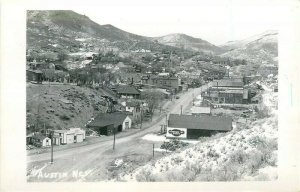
[[202, 79, 250, 104]]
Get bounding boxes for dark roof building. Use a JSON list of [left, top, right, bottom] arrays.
[[116, 85, 140, 99], [87, 112, 132, 136], [26, 69, 43, 83], [212, 79, 244, 88], [167, 114, 232, 139]]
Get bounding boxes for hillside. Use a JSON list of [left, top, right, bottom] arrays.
[[26, 83, 116, 133], [220, 31, 278, 64], [154, 33, 224, 54], [120, 83, 278, 181], [26, 10, 191, 69]]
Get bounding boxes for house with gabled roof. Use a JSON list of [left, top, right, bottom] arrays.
[[115, 85, 141, 99], [87, 112, 132, 136]]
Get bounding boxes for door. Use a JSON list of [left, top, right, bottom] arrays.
[[66, 134, 74, 144], [76, 134, 84, 143]]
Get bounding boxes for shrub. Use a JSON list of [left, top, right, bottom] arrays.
[[59, 114, 70, 120], [135, 169, 156, 182], [160, 139, 189, 151]]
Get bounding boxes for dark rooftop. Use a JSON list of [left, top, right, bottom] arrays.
[[87, 112, 129, 128], [116, 85, 140, 95], [168, 114, 232, 131], [212, 80, 244, 88]]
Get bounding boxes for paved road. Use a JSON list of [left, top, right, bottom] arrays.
[[27, 85, 208, 181]]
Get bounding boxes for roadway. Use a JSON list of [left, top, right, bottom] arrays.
[[27, 84, 209, 181]]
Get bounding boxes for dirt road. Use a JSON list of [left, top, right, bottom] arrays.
[[27, 85, 207, 181]]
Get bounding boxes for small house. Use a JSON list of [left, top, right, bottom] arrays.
[[87, 113, 132, 136], [167, 114, 232, 139], [31, 134, 51, 147]]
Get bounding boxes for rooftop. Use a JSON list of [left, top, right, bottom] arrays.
[[168, 114, 232, 131], [116, 85, 140, 95], [212, 79, 244, 88], [191, 106, 211, 114], [88, 112, 129, 128]]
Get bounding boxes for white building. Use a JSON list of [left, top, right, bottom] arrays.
[[53, 128, 86, 145]]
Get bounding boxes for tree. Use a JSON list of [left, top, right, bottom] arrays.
[[43, 68, 55, 82], [141, 90, 164, 118]]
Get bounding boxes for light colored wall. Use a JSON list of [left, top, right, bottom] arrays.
[[122, 116, 132, 130]]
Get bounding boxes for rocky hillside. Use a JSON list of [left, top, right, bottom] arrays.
[[154, 33, 224, 54], [220, 31, 278, 64]]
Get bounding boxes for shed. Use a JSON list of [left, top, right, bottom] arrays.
[[31, 134, 51, 147], [26, 69, 43, 83], [167, 114, 232, 139]]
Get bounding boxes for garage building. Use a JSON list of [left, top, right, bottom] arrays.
[[87, 112, 132, 136], [167, 114, 232, 139], [53, 128, 86, 145]]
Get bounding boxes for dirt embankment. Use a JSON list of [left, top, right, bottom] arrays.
[[26, 83, 116, 133]]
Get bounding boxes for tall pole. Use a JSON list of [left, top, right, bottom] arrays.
[[180, 105, 182, 115], [113, 127, 116, 150], [152, 143, 155, 160], [50, 131, 53, 164], [140, 109, 143, 129]]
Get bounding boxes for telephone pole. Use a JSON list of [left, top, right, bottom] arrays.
[[113, 127, 116, 150], [152, 143, 155, 160], [50, 131, 54, 164]]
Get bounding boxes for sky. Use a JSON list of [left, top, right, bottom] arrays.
[[73, 0, 288, 45]]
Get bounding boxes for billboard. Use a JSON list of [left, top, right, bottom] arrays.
[[166, 127, 187, 139]]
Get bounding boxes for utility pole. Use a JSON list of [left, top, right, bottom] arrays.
[[180, 105, 183, 115], [192, 93, 194, 106], [50, 131, 53, 164], [140, 109, 143, 129], [113, 127, 116, 150], [152, 143, 155, 160]]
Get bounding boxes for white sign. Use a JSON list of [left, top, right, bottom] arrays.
[[166, 127, 187, 139]]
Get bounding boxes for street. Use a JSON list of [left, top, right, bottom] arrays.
[[27, 85, 207, 181]]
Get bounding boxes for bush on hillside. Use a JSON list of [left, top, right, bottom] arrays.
[[160, 139, 189, 151]]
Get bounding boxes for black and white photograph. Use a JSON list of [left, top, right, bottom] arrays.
[[1, 0, 299, 191]]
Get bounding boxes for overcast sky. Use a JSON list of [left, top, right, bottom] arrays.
[[73, 0, 287, 45]]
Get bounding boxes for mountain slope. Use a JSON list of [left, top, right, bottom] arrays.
[[220, 31, 278, 64], [153, 33, 224, 54], [26, 10, 187, 57]]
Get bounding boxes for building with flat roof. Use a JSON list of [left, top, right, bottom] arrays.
[[167, 114, 232, 139]]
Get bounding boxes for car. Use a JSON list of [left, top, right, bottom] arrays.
[[175, 96, 180, 99]]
